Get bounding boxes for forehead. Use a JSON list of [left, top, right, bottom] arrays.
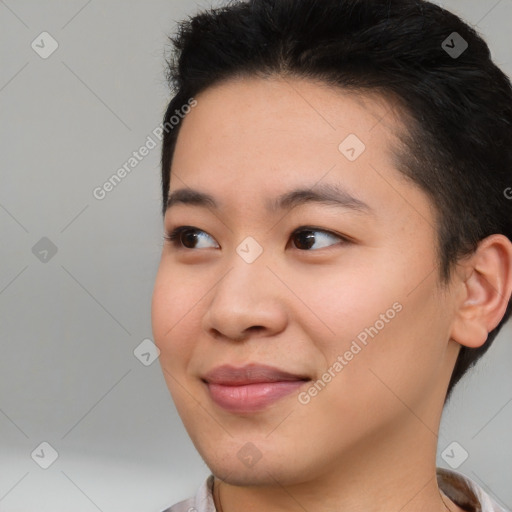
[[172, 76, 406, 169], [168, 76, 425, 220], [180, 76, 401, 144]]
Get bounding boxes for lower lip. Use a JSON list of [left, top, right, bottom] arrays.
[[205, 380, 309, 413]]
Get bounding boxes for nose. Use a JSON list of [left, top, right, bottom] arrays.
[[201, 255, 288, 342]]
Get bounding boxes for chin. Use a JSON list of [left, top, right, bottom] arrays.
[[200, 442, 310, 487], [211, 466, 274, 486]]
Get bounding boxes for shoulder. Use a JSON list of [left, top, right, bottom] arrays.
[[437, 467, 510, 512], [160, 475, 216, 512]]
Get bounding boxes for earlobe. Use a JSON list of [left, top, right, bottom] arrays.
[[449, 234, 512, 349]]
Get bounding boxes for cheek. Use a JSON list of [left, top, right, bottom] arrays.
[[151, 268, 204, 414], [289, 255, 401, 344], [332, 284, 448, 416], [298, 253, 447, 407], [151, 264, 198, 365]]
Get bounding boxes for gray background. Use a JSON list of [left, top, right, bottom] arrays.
[[0, 1, 510, 511]]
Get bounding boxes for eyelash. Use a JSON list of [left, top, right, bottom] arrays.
[[163, 225, 351, 252]]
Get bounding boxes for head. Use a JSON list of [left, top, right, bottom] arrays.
[[152, 0, 512, 485]]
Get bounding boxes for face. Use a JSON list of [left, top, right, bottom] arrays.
[[151, 76, 461, 486]]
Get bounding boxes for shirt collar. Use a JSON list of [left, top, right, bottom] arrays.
[[436, 467, 508, 512]]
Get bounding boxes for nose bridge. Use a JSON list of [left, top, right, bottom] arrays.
[[203, 240, 286, 340], [213, 241, 271, 313]]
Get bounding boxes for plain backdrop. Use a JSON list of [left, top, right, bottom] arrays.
[[0, 1, 511, 511]]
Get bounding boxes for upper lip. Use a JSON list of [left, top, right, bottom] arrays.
[[202, 364, 311, 385]]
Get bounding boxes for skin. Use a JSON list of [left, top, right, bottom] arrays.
[[151, 76, 512, 512]]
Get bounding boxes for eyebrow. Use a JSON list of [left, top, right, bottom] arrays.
[[166, 182, 373, 215]]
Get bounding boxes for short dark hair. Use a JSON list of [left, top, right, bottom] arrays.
[[160, 0, 512, 403]]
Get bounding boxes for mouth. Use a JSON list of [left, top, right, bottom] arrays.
[[201, 363, 311, 413]]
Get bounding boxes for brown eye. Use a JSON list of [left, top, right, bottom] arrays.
[[290, 228, 346, 251], [164, 227, 219, 249]]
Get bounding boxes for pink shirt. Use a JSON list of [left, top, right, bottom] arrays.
[[162, 468, 510, 512]]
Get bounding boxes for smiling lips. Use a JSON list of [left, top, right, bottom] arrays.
[[201, 363, 311, 413]]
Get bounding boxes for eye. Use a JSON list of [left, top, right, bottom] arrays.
[[289, 227, 348, 251], [164, 226, 219, 249], [163, 226, 349, 251]]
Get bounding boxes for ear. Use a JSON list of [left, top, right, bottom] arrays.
[[450, 234, 512, 349]]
